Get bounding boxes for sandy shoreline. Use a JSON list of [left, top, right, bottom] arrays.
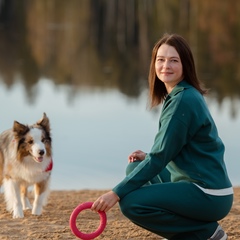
[[0, 187, 239, 239]]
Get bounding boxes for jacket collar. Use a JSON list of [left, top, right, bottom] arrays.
[[168, 80, 191, 97]]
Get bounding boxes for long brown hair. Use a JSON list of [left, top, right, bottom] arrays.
[[148, 33, 207, 108]]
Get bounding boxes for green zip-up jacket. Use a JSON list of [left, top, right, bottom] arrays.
[[113, 80, 232, 199]]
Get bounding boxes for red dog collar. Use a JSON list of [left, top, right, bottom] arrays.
[[45, 158, 53, 172]]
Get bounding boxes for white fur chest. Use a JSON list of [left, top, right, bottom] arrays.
[[9, 156, 52, 185]]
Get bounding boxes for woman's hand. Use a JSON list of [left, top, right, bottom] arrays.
[[91, 191, 120, 212], [128, 150, 146, 163]]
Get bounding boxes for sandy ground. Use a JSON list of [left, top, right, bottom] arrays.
[[0, 188, 239, 239]]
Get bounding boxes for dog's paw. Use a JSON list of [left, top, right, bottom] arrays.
[[13, 208, 24, 218], [32, 205, 42, 216]]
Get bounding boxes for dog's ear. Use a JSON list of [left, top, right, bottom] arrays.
[[13, 121, 29, 138], [36, 112, 51, 133]]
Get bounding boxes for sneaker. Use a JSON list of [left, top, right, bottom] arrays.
[[208, 225, 227, 240]]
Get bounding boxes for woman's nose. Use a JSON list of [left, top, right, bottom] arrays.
[[163, 60, 170, 68]]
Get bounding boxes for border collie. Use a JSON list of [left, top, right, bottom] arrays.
[[0, 113, 53, 218]]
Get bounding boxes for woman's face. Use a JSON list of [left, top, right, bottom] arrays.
[[155, 43, 183, 93]]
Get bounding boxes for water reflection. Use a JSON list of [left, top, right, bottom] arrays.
[[0, 79, 239, 189], [0, 0, 239, 189], [0, 0, 240, 108]]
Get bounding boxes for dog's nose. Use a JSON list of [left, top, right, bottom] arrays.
[[39, 150, 45, 156]]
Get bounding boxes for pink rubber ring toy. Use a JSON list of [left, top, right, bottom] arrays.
[[69, 202, 107, 239]]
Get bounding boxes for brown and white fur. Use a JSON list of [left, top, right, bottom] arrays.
[[0, 113, 52, 218]]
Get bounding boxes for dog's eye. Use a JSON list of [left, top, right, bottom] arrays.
[[28, 140, 33, 144]]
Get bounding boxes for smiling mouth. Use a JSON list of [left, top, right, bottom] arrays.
[[34, 156, 44, 163], [161, 72, 173, 74]]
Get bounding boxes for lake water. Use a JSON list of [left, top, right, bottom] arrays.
[[0, 0, 239, 190], [0, 78, 239, 190]]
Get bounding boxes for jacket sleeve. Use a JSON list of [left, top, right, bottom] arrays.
[[112, 106, 191, 199]]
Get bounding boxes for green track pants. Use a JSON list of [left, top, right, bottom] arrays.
[[118, 161, 233, 239]]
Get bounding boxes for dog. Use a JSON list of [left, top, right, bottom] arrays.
[[0, 113, 53, 218]]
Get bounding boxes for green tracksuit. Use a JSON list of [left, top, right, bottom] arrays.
[[112, 81, 233, 239]]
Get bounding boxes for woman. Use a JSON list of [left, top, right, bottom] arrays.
[[91, 33, 233, 240]]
